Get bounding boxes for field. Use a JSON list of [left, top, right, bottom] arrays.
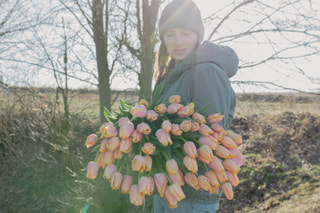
[[0, 88, 319, 213]]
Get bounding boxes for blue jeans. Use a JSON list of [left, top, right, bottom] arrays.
[[153, 195, 219, 213]]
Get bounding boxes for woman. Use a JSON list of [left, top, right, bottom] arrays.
[[153, 0, 239, 212]]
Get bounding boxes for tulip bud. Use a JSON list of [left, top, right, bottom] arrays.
[[144, 155, 152, 172], [146, 110, 158, 121], [103, 164, 117, 180], [121, 175, 133, 194], [118, 117, 129, 127], [142, 142, 156, 155], [84, 134, 97, 148], [86, 161, 100, 179], [208, 113, 224, 124], [190, 122, 200, 132], [208, 156, 225, 172], [210, 123, 224, 133], [139, 99, 149, 108], [169, 95, 181, 104], [114, 148, 124, 159], [162, 120, 172, 133], [139, 176, 148, 194], [198, 145, 214, 164], [220, 136, 237, 149], [192, 113, 206, 124], [168, 169, 185, 186], [226, 130, 242, 145], [154, 173, 168, 197], [214, 145, 232, 159], [211, 131, 226, 142], [177, 103, 194, 118], [198, 135, 218, 150], [223, 159, 240, 174], [183, 142, 198, 158], [204, 170, 220, 188], [131, 130, 143, 143], [198, 175, 212, 191], [130, 184, 145, 206], [120, 138, 132, 153], [146, 176, 155, 195], [184, 172, 200, 191], [99, 122, 113, 135], [198, 124, 214, 136], [111, 172, 123, 190], [226, 171, 240, 186], [130, 104, 147, 118], [99, 138, 108, 152], [96, 152, 105, 168], [221, 182, 233, 200], [166, 159, 179, 175], [154, 103, 167, 114], [103, 150, 115, 166], [168, 183, 185, 201], [119, 121, 134, 139], [101, 124, 118, 139], [183, 156, 198, 173], [137, 122, 151, 135], [132, 155, 145, 173], [165, 187, 178, 209], [209, 186, 220, 195], [156, 129, 172, 146], [107, 137, 121, 151], [215, 170, 228, 183], [171, 124, 183, 136], [167, 103, 183, 114], [180, 120, 192, 132]]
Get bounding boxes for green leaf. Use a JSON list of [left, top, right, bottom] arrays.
[[197, 103, 210, 114], [152, 80, 165, 103], [80, 203, 90, 213], [104, 107, 113, 122]]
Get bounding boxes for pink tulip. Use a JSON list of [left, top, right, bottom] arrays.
[[209, 186, 220, 195], [101, 124, 118, 139], [166, 159, 178, 175], [99, 122, 113, 135], [121, 175, 133, 194], [130, 184, 145, 206], [198, 135, 218, 150], [226, 130, 242, 145], [167, 103, 183, 114], [146, 110, 158, 121], [137, 122, 151, 135], [177, 103, 194, 118], [86, 161, 100, 179], [169, 95, 181, 104], [192, 113, 206, 124], [99, 138, 108, 152], [142, 142, 156, 155], [84, 134, 97, 148], [198, 145, 214, 164], [111, 172, 123, 190], [207, 113, 224, 124], [198, 175, 212, 191], [183, 142, 198, 158], [215, 170, 228, 183], [204, 170, 220, 188], [171, 124, 182, 136], [210, 123, 224, 133], [118, 117, 129, 127], [214, 145, 232, 159], [113, 148, 124, 159], [103, 150, 115, 166], [208, 156, 225, 172], [168, 183, 186, 201], [168, 169, 185, 186], [154, 103, 167, 114], [184, 172, 200, 190], [132, 155, 145, 173], [198, 124, 214, 136], [138, 176, 148, 194], [119, 138, 132, 153], [156, 129, 172, 146], [211, 131, 226, 142], [103, 164, 117, 180], [96, 152, 105, 168], [183, 156, 198, 173], [139, 99, 149, 108], [220, 136, 237, 149], [226, 171, 240, 186], [131, 130, 143, 143], [130, 104, 147, 118], [144, 155, 152, 172], [107, 137, 121, 151], [162, 120, 172, 133], [154, 173, 168, 197], [119, 121, 134, 139], [190, 122, 200, 132], [165, 186, 178, 209], [180, 120, 192, 132], [223, 159, 240, 174], [146, 176, 155, 195], [221, 182, 233, 200]]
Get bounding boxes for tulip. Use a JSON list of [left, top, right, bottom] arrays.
[[144, 155, 152, 172], [119, 121, 134, 139], [198, 135, 218, 150], [139, 99, 149, 108], [107, 137, 121, 151], [209, 186, 220, 195], [215, 170, 228, 183], [177, 103, 195, 118], [154, 103, 167, 114], [183, 142, 198, 158], [118, 117, 129, 127], [86, 161, 100, 179], [180, 120, 192, 132], [84, 134, 97, 148], [207, 113, 224, 124], [138, 176, 148, 194], [99, 138, 108, 152], [96, 152, 105, 168], [146, 110, 158, 121], [121, 175, 133, 194], [132, 155, 145, 173], [226, 171, 240, 186], [198, 145, 214, 164], [130, 104, 147, 118], [230, 148, 243, 164], [183, 156, 198, 173], [168, 169, 185, 186], [166, 159, 179, 175], [154, 173, 168, 197], [231, 158, 243, 167], [169, 95, 181, 104], [223, 159, 240, 173], [226, 130, 242, 145], [131, 130, 143, 143], [130, 184, 145, 206], [211, 131, 226, 142], [168, 183, 185, 201], [165, 187, 178, 209], [120, 138, 132, 153], [111, 172, 123, 190], [210, 123, 224, 133], [167, 103, 183, 114], [137, 122, 151, 135], [146, 176, 155, 195], [192, 113, 206, 124], [208, 156, 225, 172], [162, 120, 172, 133], [214, 145, 232, 159], [204, 170, 220, 188], [221, 182, 233, 200], [142, 142, 156, 155], [156, 129, 172, 146], [184, 172, 200, 190], [171, 124, 183, 136], [101, 124, 118, 139], [103, 164, 117, 180], [198, 124, 214, 136], [103, 150, 115, 166], [190, 122, 200, 132], [198, 175, 212, 191], [220, 136, 237, 149], [99, 122, 113, 135], [114, 148, 124, 159]]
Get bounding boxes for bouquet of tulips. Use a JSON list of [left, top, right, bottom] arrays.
[[84, 82, 243, 208]]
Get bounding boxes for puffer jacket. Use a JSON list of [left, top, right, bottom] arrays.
[[154, 41, 239, 204]]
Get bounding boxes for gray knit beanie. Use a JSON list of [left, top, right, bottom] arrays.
[[158, 0, 204, 42]]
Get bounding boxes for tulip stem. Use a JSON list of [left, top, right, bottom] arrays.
[[179, 136, 187, 143], [160, 169, 173, 185], [202, 162, 209, 171], [126, 155, 130, 175]]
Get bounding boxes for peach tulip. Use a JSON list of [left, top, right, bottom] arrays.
[[215, 170, 228, 183], [107, 137, 121, 151], [101, 124, 118, 139], [86, 161, 100, 179], [210, 123, 224, 133], [146, 110, 158, 121], [183, 156, 198, 173], [209, 186, 220, 195], [110, 172, 123, 190], [221, 182, 233, 200], [220, 136, 237, 149], [146, 176, 155, 195], [226, 171, 240, 187], [169, 95, 181, 104], [96, 152, 105, 168], [207, 156, 225, 172], [131, 130, 143, 143], [99, 138, 108, 152], [165, 187, 178, 209], [198, 145, 214, 164], [223, 159, 240, 173], [121, 175, 133, 194], [99, 122, 113, 135], [192, 113, 206, 124], [198, 175, 212, 191], [154, 173, 168, 197], [226, 130, 242, 145], [142, 142, 156, 155], [84, 134, 97, 148], [114, 148, 124, 159], [119, 138, 132, 153], [154, 103, 167, 114], [137, 122, 151, 135], [207, 113, 224, 124], [211, 131, 226, 142], [166, 159, 179, 175], [103, 150, 115, 166], [119, 121, 134, 139], [103, 164, 117, 180], [138, 176, 148, 194], [168, 169, 185, 186], [183, 142, 198, 158], [130, 104, 147, 118], [130, 184, 145, 206], [180, 120, 192, 132], [168, 183, 185, 201], [132, 155, 145, 173], [118, 117, 129, 127], [198, 135, 218, 150], [177, 103, 194, 118], [139, 99, 149, 108], [198, 124, 214, 136], [156, 129, 172, 146], [204, 170, 220, 188], [214, 145, 232, 159], [184, 172, 200, 190], [144, 155, 152, 172], [162, 120, 172, 133], [171, 124, 183, 136], [167, 103, 183, 114], [190, 122, 200, 132]]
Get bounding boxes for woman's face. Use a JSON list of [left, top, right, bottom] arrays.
[[163, 28, 198, 65]]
